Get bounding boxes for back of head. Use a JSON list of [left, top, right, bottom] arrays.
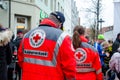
[[49, 11, 65, 29], [101, 41, 109, 48], [50, 11, 65, 24], [73, 25, 85, 35], [72, 25, 84, 49]]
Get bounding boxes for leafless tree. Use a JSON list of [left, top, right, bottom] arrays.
[[84, 0, 103, 39]]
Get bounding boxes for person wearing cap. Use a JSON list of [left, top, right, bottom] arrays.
[[12, 29, 27, 80], [94, 34, 107, 76], [17, 11, 76, 80]]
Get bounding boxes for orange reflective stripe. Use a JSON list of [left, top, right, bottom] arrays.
[[23, 32, 69, 67]]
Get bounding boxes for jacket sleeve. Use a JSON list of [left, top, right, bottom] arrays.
[[6, 42, 13, 65], [17, 39, 24, 68], [93, 51, 103, 80], [59, 35, 76, 80]]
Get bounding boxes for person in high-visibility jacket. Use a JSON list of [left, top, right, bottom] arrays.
[[72, 25, 103, 80], [17, 11, 76, 80]]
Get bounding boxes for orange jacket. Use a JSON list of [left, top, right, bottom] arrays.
[[18, 19, 76, 80], [75, 42, 103, 80]]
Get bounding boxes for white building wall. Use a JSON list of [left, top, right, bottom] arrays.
[[64, 0, 79, 34], [104, 30, 113, 41], [114, 0, 120, 2], [0, 6, 9, 28], [0, 0, 79, 35], [71, 0, 79, 34], [11, 1, 40, 28], [64, 0, 72, 33], [35, 0, 51, 15], [113, 1, 120, 41]]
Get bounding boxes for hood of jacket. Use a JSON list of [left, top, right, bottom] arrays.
[[0, 29, 13, 46]]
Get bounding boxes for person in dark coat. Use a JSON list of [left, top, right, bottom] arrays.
[[0, 24, 13, 80], [112, 33, 120, 55], [12, 29, 26, 80], [14, 30, 24, 49]]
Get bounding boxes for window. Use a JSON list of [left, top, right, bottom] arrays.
[[17, 17, 25, 23]]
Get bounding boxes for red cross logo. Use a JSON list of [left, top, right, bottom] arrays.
[[33, 34, 41, 43], [76, 52, 83, 59]]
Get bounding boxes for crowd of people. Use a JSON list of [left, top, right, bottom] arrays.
[[0, 11, 120, 80]]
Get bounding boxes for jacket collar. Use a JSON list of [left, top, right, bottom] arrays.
[[40, 18, 58, 28], [79, 35, 88, 42]]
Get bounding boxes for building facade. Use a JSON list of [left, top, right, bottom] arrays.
[[113, 0, 120, 41], [64, 0, 79, 34], [0, 0, 79, 36], [71, 0, 79, 33]]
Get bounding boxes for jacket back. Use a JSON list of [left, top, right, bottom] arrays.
[[75, 42, 103, 80], [18, 26, 76, 80]]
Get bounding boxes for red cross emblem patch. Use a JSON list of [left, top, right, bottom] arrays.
[[29, 29, 45, 48], [74, 48, 87, 63], [33, 34, 41, 43]]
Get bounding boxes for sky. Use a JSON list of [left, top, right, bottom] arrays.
[[74, 0, 114, 27]]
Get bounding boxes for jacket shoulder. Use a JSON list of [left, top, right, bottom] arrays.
[[81, 42, 98, 52]]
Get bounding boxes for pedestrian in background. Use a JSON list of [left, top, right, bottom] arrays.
[[17, 11, 76, 80], [14, 30, 24, 49], [109, 47, 120, 79], [12, 29, 29, 80], [72, 25, 103, 80], [94, 34, 107, 76], [101, 41, 111, 76], [0, 24, 13, 80], [112, 33, 120, 55]]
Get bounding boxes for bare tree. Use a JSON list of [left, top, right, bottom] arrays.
[[85, 0, 102, 39]]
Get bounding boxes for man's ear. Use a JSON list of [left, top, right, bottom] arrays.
[[59, 23, 63, 30]]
